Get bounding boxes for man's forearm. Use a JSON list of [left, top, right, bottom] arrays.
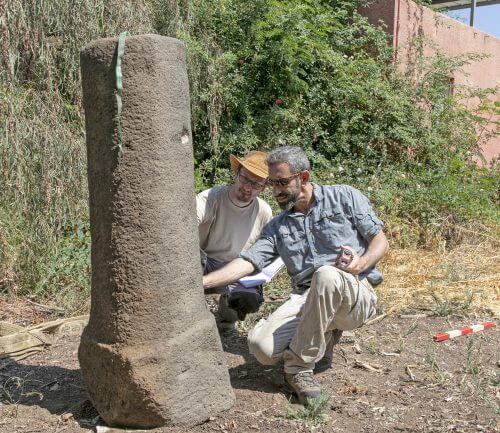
[[203, 258, 255, 290], [359, 230, 389, 271]]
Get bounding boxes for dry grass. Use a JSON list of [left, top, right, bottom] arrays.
[[378, 243, 500, 317], [0, 0, 154, 302]]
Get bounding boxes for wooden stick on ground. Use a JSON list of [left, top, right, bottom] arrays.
[[365, 313, 388, 326]]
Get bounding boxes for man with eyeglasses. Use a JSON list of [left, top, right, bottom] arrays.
[[202, 146, 389, 404], [197, 151, 273, 331]]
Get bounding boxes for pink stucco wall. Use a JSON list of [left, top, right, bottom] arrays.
[[361, 0, 500, 162]]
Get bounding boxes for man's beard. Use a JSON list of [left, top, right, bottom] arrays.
[[275, 190, 300, 211], [235, 187, 252, 203]]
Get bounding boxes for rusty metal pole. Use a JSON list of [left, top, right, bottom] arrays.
[[470, 0, 477, 26]]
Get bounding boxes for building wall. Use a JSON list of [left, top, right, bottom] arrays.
[[361, 0, 500, 162]]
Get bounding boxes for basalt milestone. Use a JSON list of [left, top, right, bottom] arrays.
[[78, 34, 235, 428]]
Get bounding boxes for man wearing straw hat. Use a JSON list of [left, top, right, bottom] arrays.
[[197, 151, 273, 330], [203, 146, 389, 404]]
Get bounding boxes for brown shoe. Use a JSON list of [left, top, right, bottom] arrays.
[[284, 371, 321, 404]]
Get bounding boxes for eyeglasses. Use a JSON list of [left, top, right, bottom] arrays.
[[266, 173, 301, 187], [237, 172, 266, 190]]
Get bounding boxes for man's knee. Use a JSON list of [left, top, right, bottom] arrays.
[[248, 325, 279, 366], [228, 289, 264, 321], [312, 265, 343, 296]]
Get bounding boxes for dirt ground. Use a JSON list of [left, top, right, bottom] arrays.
[[0, 310, 498, 433]]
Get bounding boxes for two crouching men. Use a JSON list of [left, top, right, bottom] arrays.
[[203, 146, 389, 404]]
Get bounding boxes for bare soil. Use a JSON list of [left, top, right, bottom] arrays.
[[0, 311, 498, 433]]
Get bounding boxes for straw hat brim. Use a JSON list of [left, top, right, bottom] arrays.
[[230, 152, 268, 179]]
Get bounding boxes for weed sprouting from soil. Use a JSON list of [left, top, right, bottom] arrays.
[[366, 340, 379, 355], [403, 321, 420, 338], [426, 346, 451, 386], [465, 337, 483, 377], [428, 286, 454, 316], [395, 320, 420, 353], [285, 390, 330, 426], [461, 336, 500, 415], [428, 285, 475, 317]]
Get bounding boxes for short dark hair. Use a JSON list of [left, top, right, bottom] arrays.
[[267, 146, 310, 173]]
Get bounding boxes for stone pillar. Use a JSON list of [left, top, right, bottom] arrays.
[[78, 34, 235, 428]]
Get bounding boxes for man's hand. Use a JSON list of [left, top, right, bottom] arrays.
[[334, 231, 389, 276], [335, 246, 366, 275]]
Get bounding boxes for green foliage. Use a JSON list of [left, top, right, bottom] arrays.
[[155, 0, 499, 245], [427, 285, 474, 316], [1, 0, 152, 99], [320, 159, 499, 246], [33, 222, 91, 314], [285, 389, 330, 425]]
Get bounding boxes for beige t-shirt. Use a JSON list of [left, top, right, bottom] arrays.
[[197, 186, 273, 262]]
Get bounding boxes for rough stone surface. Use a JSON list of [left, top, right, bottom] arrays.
[[78, 34, 235, 428]]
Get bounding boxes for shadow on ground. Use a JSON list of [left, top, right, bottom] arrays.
[[220, 328, 286, 396], [0, 356, 100, 430]]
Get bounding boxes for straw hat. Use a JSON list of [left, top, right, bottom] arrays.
[[229, 151, 268, 179]]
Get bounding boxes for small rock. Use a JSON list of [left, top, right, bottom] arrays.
[[346, 407, 359, 417], [330, 402, 342, 411], [61, 413, 73, 421], [372, 406, 385, 415]]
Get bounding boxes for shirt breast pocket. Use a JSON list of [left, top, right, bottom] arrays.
[[277, 226, 305, 256], [313, 210, 342, 244]]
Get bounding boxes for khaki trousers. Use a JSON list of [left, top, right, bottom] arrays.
[[248, 265, 377, 374]]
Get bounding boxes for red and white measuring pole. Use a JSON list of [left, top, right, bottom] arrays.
[[434, 321, 495, 342]]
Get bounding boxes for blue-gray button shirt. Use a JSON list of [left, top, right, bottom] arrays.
[[239, 183, 384, 293]]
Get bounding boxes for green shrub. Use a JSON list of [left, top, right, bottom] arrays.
[[159, 0, 499, 244]]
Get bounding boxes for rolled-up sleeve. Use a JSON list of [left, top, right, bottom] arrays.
[[239, 225, 278, 272], [348, 187, 384, 240]]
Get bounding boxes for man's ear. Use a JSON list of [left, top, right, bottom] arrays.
[[301, 170, 311, 183]]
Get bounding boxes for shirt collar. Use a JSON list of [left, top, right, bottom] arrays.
[[311, 182, 323, 201], [284, 182, 322, 217]]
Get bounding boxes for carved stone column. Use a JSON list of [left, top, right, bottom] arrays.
[[78, 34, 234, 428]]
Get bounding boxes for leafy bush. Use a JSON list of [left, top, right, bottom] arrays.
[[157, 0, 499, 244]]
